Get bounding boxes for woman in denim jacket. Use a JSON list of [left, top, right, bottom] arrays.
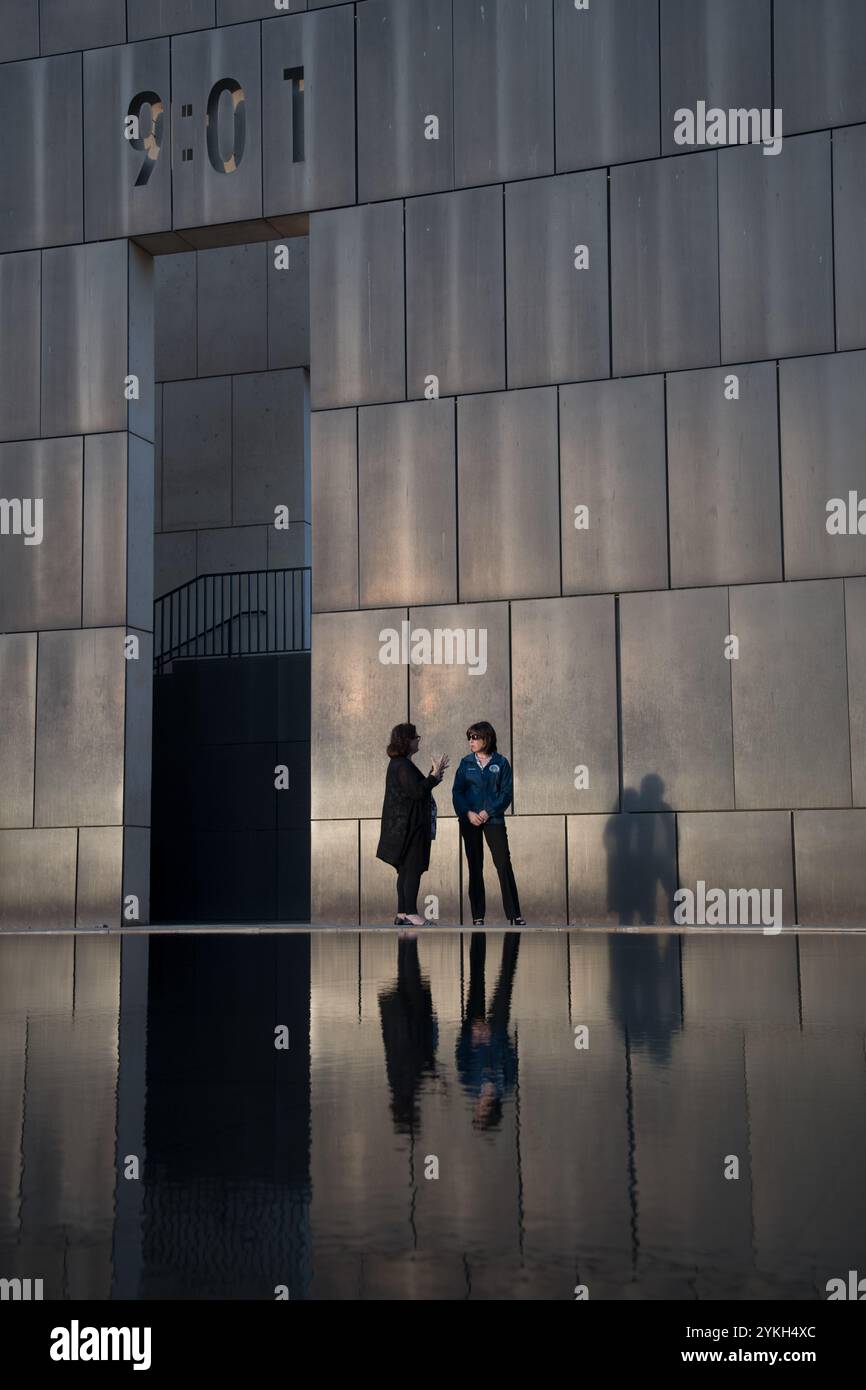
[[452, 721, 525, 926]]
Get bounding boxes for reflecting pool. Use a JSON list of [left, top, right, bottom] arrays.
[[1, 930, 864, 1300]]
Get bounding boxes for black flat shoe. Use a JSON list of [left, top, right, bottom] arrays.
[[472, 918, 485, 926], [510, 917, 526, 926]]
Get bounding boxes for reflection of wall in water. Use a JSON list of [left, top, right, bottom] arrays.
[[0, 936, 125, 1298], [307, 930, 866, 1299], [1, 930, 864, 1299]]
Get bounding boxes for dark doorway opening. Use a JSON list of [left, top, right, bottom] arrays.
[[146, 230, 311, 923]]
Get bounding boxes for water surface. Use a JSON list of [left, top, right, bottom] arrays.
[[1, 930, 864, 1300]]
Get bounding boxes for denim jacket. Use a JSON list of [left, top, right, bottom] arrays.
[[452, 752, 514, 824]]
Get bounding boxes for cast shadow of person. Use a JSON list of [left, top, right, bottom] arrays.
[[378, 934, 440, 1135], [455, 932, 521, 1134], [603, 774, 681, 1064], [603, 774, 677, 926]]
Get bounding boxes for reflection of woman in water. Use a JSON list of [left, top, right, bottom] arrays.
[[378, 936, 439, 1133], [455, 933, 521, 1131]]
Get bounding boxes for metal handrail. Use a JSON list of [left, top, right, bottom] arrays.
[[153, 567, 311, 674]]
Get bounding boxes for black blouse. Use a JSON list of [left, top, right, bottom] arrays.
[[375, 756, 440, 869]]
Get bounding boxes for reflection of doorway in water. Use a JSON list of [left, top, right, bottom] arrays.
[[142, 934, 313, 1298]]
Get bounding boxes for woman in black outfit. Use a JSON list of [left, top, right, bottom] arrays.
[[376, 723, 449, 928]]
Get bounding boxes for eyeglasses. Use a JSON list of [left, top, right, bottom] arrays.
[[467, 733, 481, 741]]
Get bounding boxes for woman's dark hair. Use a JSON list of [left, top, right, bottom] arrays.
[[466, 720, 497, 754], [387, 722, 417, 758]]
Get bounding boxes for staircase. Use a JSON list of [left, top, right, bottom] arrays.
[[153, 567, 311, 674]]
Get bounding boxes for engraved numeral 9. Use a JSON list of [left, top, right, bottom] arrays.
[[127, 91, 165, 187]]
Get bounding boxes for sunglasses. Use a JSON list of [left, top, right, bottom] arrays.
[[467, 733, 482, 741]]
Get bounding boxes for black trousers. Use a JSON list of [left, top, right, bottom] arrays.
[[396, 830, 428, 915], [460, 819, 521, 921]]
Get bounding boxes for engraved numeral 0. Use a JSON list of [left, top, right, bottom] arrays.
[[206, 78, 246, 174]]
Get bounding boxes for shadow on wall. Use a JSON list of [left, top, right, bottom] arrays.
[[604, 774, 677, 926]]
